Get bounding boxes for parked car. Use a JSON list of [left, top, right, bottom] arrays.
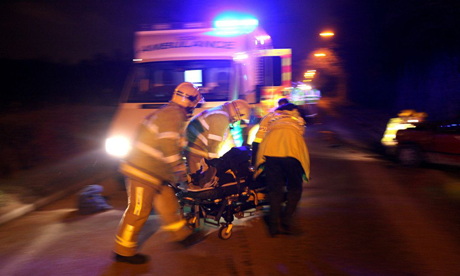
[[395, 118, 460, 167], [381, 109, 428, 148]]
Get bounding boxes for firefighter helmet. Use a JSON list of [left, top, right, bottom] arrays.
[[171, 82, 204, 117], [226, 99, 251, 123]]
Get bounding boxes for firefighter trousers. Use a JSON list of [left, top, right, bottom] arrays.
[[114, 178, 192, 256]]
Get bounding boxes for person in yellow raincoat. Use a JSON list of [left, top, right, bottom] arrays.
[[251, 98, 290, 165], [254, 103, 310, 236]]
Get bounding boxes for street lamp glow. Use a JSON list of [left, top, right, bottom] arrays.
[[320, 32, 335, 37], [314, 53, 326, 57]]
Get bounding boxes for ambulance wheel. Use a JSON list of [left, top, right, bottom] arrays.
[[218, 226, 232, 240]]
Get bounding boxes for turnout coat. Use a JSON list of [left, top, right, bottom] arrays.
[[120, 102, 188, 187]]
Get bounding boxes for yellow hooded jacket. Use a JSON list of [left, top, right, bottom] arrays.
[[254, 109, 310, 181]]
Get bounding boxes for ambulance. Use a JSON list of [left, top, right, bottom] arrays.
[[105, 13, 292, 158]]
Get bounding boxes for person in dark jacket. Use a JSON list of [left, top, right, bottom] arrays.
[[254, 103, 310, 237]]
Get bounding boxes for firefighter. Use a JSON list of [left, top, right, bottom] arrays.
[[184, 99, 252, 175], [253, 103, 310, 237], [113, 82, 205, 264]]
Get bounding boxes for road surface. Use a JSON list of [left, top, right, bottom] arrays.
[[0, 112, 459, 276]]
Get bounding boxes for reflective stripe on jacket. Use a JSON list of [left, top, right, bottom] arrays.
[[184, 105, 230, 159], [254, 112, 276, 143], [120, 103, 188, 186]]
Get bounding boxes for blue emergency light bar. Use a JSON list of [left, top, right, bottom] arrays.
[[214, 19, 259, 28], [211, 12, 259, 35]]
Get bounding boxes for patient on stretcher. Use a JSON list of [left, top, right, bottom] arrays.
[[184, 146, 252, 191]]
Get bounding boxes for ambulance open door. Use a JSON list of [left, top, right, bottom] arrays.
[[254, 49, 292, 116]]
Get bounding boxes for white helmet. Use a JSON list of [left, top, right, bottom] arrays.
[[226, 99, 252, 123], [171, 82, 203, 117]]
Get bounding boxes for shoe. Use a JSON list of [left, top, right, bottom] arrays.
[[177, 229, 207, 248], [264, 214, 280, 237], [114, 253, 150, 264], [269, 228, 279, 238], [280, 224, 304, 236]]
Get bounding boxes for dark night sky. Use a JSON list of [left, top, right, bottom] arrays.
[[1, 0, 458, 68], [1, 0, 458, 112], [0, 0, 339, 66]]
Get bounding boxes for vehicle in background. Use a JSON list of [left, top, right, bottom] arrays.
[[395, 117, 460, 167], [381, 109, 427, 155], [105, 12, 292, 158], [285, 83, 321, 120]]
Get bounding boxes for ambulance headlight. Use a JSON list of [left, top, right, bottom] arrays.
[[105, 136, 131, 158]]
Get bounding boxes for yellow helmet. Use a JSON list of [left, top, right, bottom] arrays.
[[171, 82, 203, 117], [226, 99, 252, 123]]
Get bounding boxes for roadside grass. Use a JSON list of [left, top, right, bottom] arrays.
[[0, 104, 116, 178]]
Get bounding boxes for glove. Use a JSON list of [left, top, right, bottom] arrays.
[[176, 182, 189, 190]]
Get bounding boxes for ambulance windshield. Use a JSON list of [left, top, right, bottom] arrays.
[[127, 60, 232, 102]]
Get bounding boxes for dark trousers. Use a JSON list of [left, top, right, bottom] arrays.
[[265, 156, 304, 233]]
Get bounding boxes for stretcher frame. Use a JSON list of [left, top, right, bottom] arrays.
[[177, 177, 267, 240]]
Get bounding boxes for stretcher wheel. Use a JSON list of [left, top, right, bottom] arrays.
[[218, 225, 232, 240], [187, 216, 198, 229]]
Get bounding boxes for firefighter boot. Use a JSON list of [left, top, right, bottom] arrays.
[[114, 253, 150, 264], [177, 229, 207, 248]]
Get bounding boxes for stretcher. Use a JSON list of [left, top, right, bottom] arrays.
[[176, 147, 268, 240]]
